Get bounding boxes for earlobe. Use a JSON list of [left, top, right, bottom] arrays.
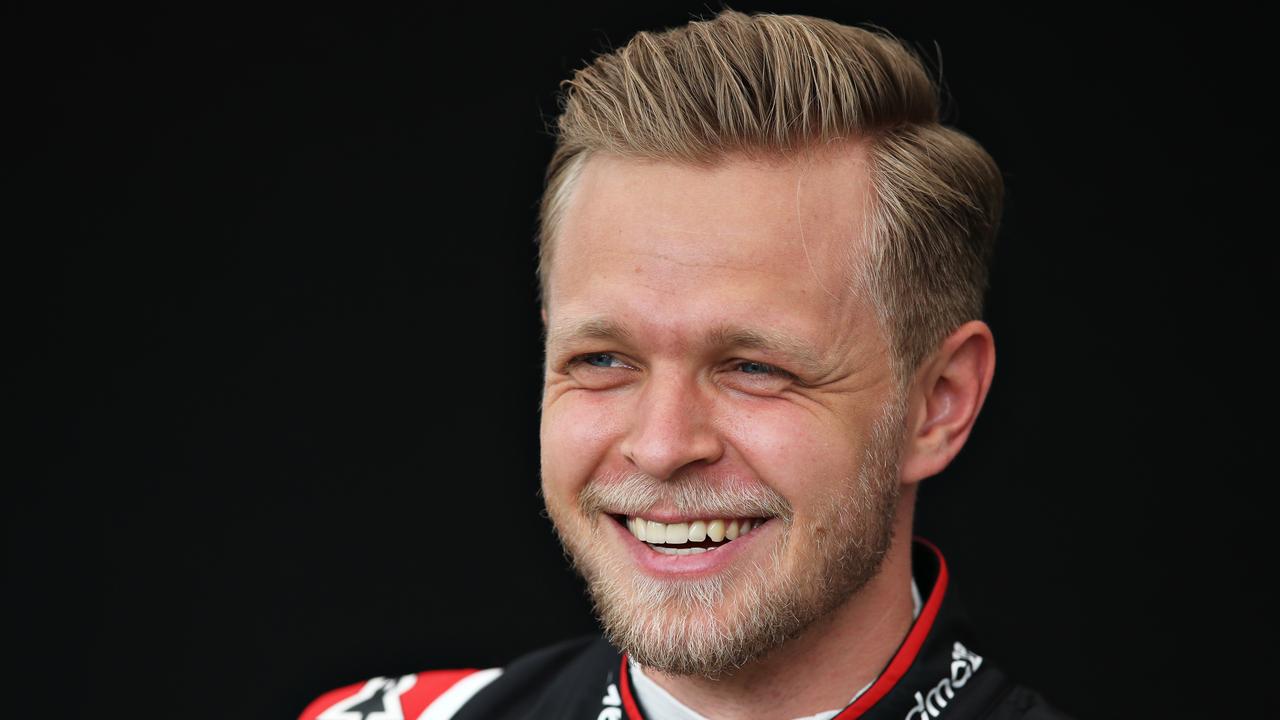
[[899, 320, 996, 485]]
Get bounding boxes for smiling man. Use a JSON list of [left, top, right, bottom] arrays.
[[301, 10, 1070, 720]]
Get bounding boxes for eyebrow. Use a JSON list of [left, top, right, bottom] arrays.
[[705, 325, 828, 377], [547, 317, 828, 376], [545, 317, 633, 351]]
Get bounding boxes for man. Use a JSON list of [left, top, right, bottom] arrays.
[[301, 10, 1070, 720]]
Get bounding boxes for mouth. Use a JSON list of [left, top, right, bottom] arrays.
[[612, 514, 768, 555]]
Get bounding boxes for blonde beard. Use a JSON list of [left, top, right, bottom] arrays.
[[546, 398, 905, 678]]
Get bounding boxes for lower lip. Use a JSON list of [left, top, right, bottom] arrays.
[[609, 517, 773, 577]]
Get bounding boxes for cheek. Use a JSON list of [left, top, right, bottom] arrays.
[[540, 390, 630, 498], [717, 400, 861, 500]]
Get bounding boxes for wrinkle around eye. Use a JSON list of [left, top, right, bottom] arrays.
[[733, 360, 790, 377], [717, 361, 798, 396], [560, 351, 640, 390], [565, 351, 637, 371]]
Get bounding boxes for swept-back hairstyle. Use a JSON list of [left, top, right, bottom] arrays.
[[538, 9, 1003, 384]]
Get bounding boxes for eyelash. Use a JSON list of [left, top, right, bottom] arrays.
[[565, 353, 793, 379], [563, 353, 628, 371], [734, 360, 786, 377]]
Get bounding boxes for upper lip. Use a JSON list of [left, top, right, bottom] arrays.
[[608, 510, 769, 523]]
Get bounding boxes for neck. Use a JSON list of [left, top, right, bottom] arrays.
[[641, 494, 918, 720]]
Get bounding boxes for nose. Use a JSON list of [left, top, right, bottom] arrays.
[[619, 370, 725, 480]]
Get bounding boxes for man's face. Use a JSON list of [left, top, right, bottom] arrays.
[[539, 146, 906, 676]]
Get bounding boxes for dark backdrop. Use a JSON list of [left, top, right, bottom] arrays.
[[7, 3, 1273, 718]]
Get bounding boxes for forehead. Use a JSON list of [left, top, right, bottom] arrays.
[[545, 146, 877, 348]]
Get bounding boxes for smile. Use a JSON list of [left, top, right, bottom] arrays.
[[619, 515, 766, 555]]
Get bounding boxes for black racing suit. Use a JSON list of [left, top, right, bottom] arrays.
[[300, 539, 1073, 720]]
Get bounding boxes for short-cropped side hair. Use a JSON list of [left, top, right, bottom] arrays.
[[538, 9, 1004, 384]]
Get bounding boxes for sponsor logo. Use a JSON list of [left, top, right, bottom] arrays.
[[319, 675, 417, 720], [904, 642, 983, 719], [597, 680, 623, 720]]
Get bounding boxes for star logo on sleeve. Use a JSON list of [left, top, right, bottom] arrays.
[[318, 675, 417, 720]]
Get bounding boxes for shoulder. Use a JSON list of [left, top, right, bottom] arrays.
[[297, 668, 501, 720], [981, 683, 1076, 720], [297, 635, 609, 720]]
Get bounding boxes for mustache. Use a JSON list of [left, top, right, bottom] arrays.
[[578, 471, 793, 521]]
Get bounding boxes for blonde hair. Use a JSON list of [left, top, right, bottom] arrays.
[[538, 9, 1004, 382]]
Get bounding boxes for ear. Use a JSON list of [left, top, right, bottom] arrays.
[[899, 320, 996, 485], [540, 307, 548, 326]]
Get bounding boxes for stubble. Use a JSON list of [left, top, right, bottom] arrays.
[[544, 396, 906, 678]]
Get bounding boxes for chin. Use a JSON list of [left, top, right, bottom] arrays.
[[591, 545, 793, 678], [562, 512, 878, 679]]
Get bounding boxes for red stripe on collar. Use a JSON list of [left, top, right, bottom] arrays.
[[619, 654, 645, 720], [835, 536, 949, 719]]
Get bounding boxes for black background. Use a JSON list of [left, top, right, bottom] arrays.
[[7, 3, 1274, 718]]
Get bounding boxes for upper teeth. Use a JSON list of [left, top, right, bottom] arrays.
[[625, 517, 763, 545]]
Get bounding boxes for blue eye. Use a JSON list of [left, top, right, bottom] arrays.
[[738, 361, 776, 375], [582, 353, 619, 368]]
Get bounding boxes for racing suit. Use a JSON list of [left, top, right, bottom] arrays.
[[299, 538, 1072, 720]]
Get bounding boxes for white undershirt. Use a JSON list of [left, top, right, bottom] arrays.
[[629, 579, 923, 720]]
